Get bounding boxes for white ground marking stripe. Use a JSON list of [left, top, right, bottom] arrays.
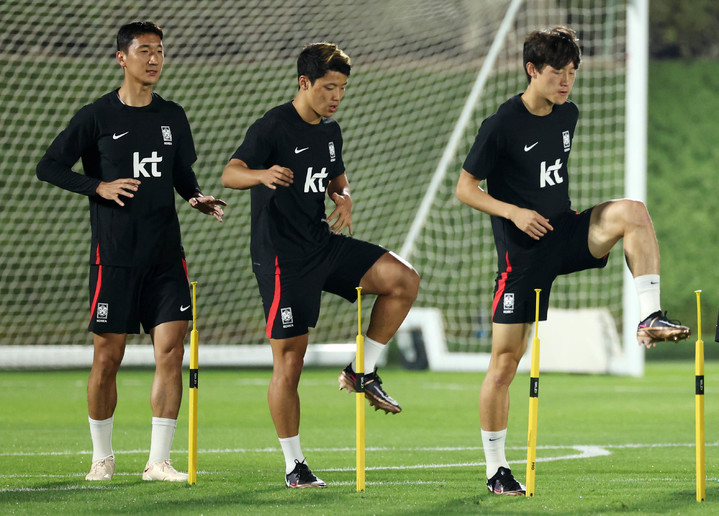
[[2, 442, 715, 482], [0, 485, 118, 493], [2, 442, 714, 457]]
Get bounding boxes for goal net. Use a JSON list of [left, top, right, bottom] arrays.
[[1, 0, 637, 371]]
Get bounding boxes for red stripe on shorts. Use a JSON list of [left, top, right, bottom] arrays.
[[492, 251, 513, 318], [181, 258, 189, 279], [265, 257, 281, 339], [89, 264, 103, 324]]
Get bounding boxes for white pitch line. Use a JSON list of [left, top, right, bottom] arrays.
[[0, 485, 118, 493], [4, 442, 713, 481], [3, 441, 716, 457]]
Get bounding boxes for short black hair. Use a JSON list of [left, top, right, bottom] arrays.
[[523, 26, 581, 82], [117, 21, 163, 53], [297, 42, 351, 84]]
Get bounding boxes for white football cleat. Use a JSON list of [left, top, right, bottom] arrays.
[[85, 455, 115, 481], [142, 459, 189, 482]]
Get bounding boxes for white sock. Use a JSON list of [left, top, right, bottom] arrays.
[[148, 417, 177, 464], [482, 429, 510, 479], [279, 435, 305, 474], [89, 416, 114, 462], [351, 336, 385, 372], [635, 274, 661, 320]]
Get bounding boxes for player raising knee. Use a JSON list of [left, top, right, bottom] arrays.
[[222, 42, 420, 488], [456, 26, 689, 496]]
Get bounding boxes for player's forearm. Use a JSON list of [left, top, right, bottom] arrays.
[[221, 159, 262, 190], [327, 173, 350, 198], [456, 170, 513, 220], [174, 166, 202, 201]]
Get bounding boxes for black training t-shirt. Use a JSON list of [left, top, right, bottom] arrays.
[[37, 91, 200, 266], [231, 102, 345, 271], [463, 94, 578, 224]]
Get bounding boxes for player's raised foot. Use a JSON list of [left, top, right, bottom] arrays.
[[338, 364, 402, 414], [636, 310, 691, 347], [486, 467, 526, 496], [142, 459, 188, 482], [85, 455, 115, 481], [285, 460, 327, 488]]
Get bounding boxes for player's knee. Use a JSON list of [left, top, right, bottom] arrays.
[[620, 199, 651, 227], [92, 350, 123, 375], [401, 266, 420, 302], [488, 366, 517, 389]]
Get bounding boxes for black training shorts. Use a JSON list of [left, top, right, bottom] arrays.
[[491, 208, 608, 324], [88, 258, 192, 334], [255, 233, 387, 339]]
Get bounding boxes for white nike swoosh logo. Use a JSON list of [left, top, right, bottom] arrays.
[[524, 142, 538, 152], [294, 147, 309, 154], [180, 305, 191, 312], [113, 132, 129, 140]]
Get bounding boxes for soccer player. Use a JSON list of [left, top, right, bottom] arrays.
[[222, 42, 420, 488], [456, 26, 690, 495], [36, 21, 226, 482]]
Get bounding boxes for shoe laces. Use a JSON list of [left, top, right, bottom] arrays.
[[292, 460, 316, 482], [154, 459, 174, 471], [364, 369, 381, 385], [90, 457, 111, 471]]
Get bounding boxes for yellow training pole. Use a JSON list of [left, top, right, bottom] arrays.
[[526, 288, 542, 497], [695, 290, 705, 502], [188, 281, 199, 485], [356, 286, 366, 492]]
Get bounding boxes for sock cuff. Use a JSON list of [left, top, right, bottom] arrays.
[[364, 336, 386, 347], [151, 417, 177, 428], [88, 415, 113, 426], [634, 274, 660, 293], [481, 429, 507, 440]]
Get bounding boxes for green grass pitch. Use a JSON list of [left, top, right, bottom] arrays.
[[2, 362, 719, 514]]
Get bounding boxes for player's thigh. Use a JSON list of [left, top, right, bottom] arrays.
[[359, 251, 419, 297], [139, 259, 192, 333], [150, 320, 188, 358], [587, 199, 649, 258], [491, 322, 531, 361]]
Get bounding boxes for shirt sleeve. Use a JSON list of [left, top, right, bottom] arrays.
[[230, 116, 274, 169], [35, 104, 102, 196], [172, 106, 201, 201], [462, 113, 500, 181], [329, 123, 344, 180]]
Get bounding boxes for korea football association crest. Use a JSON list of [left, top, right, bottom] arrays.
[[328, 141, 336, 162], [161, 125, 173, 146], [281, 307, 294, 328], [97, 302, 109, 322], [503, 293, 514, 314], [562, 130, 571, 152]]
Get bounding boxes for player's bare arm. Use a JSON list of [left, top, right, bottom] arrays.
[[189, 194, 227, 222], [326, 173, 353, 235], [222, 158, 294, 190], [456, 169, 552, 240], [95, 178, 141, 207]]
